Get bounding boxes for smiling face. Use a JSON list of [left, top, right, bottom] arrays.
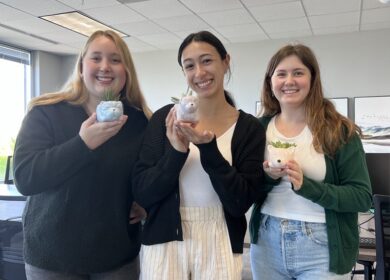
[[81, 35, 126, 103], [271, 55, 312, 110], [181, 42, 229, 99]]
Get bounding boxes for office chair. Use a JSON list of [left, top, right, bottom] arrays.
[[0, 218, 26, 280], [373, 194, 390, 280], [4, 155, 14, 184]]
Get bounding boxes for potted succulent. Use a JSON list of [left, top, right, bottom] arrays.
[[267, 140, 296, 168], [96, 88, 123, 122], [171, 90, 199, 123]]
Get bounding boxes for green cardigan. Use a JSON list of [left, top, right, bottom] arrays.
[[249, 116, 372, 275]]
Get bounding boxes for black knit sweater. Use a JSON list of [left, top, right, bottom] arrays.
[[133, 104, 267, 253], [14, 101, 148, 273]]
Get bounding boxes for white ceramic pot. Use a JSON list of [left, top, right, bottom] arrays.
[[96, 101, 123, 122]]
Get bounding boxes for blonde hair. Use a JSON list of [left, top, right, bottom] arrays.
[[261, 44, 361, 156], [29, 30, 152, 119]]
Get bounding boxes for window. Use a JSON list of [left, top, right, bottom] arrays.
[[0, 44, 31, 182]]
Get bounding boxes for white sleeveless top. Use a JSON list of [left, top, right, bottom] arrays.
[[261, 116, 327, 223], [179, 123, 236, 207]]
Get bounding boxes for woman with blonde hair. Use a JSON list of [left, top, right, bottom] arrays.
[[249, 43, 372, 279], [14, 30, 151, 280]]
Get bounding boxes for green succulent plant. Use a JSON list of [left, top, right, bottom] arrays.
[[270, 140, 297, 149], [101, 87, 120, 101], [171, 90, 194, 104]]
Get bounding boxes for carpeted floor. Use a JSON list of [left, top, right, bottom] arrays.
[[242, 245, 253, 280]]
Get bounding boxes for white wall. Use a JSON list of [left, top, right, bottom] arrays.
[[132, 29, 390, 116], [32, 51, 76, 97]]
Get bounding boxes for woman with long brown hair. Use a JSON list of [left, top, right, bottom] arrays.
[[249, 43, 372, 279]]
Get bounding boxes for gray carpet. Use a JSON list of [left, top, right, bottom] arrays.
[[242, 245, 253, 280]]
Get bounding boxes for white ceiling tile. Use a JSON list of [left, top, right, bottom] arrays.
[[199, 9, 255, 27], [126, 0, 192, 19], [123, 37, 157, 52], [250, 1, 305, 22], [38, 29, 87, 44], [0, 25, 62, 52], [0, 0, 73, 17], [173, 29, 230, 44], [302, 0, 360, 16], [0, 3, 31, 22], [136, 32, 181, 45], [361, 21, 390, 30], [214, 23, 267, 38], [7, 17, 71, 34], [268, 29, 312, 39], [261, 17, 309, 33], [37, 44, 80, 54], [361, 6, 390, 24], [227, 33, 269, 43], [82, 5, 146, 25], [362, 0, 390, 10], [179, 0, 242, 13], [313, 25, 359, 35], [57, 0, 120, 10], [309, 12, 360, 28], [114, 20, 167, 36], [154, 15, 209, 32], [241, 0, 296, 8]]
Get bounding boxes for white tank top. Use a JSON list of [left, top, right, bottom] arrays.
[[179, 123, 236, 207], [261, 117, 327, 223]]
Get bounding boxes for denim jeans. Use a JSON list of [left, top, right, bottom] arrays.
[[250, 214, 350, 280]]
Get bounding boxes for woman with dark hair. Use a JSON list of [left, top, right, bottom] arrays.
[[133, 30, 267, 280], [14, 30, 151, 280], [249, 43, 372, 279]]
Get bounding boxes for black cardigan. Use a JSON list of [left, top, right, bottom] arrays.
[[133, 104, 267, 253]]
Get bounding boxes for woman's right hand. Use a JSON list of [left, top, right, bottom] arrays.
[[79, 113, 128, 150], [263, 160, 286, 180], [166, 107, 189, 153]]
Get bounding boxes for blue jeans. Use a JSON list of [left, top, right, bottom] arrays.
[[250, 214, 350, 280]]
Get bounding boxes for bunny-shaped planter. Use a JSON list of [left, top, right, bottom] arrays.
[[96, 101, 123, 122], [174, 94, 199, 123], [267, 141, 296, 168]]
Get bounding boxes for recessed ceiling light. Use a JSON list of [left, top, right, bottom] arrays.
[[40, 12, 128, 38]]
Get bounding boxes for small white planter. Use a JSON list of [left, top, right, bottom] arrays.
[[96, 100, 123, 122], [267, 144, 296, 168]]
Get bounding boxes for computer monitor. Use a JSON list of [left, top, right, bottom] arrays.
[[365, 153, 390, 196]]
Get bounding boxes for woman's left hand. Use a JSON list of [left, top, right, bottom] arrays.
[[175, 121, 215, 144], [129, 202, 147, 224], [285, 160, 304, 191]]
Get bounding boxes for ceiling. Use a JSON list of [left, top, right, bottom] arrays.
[[0, 0, 390, 55]]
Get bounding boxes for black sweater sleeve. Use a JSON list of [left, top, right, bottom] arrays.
[[196, 111, 267, 217], [13, 104, 97, 195], [132, 105, 189, 208]]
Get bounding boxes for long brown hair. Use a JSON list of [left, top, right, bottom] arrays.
[[29, 30, 152, 118], [261, 44, 361, 156]]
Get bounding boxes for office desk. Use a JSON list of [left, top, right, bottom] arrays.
[[0, 184, 26, 221], [0, 184, 25, 201], [0, 184, 27, 280]]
